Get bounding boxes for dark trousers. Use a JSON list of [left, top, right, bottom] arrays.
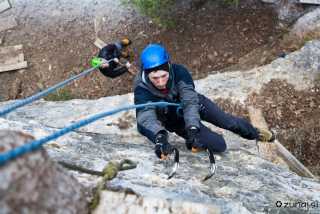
[[165, 94, 259, 152]]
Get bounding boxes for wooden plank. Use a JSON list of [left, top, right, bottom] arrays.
[[0, 44, 23, 52], [249, 107, 317, 179], [94, 16, 102, 35], [274, 139, 317, 179], [94, 37, 106, 49], [300, 0, 320, 4], [0, 61, 28, 72], [1, 52, 24, 64], [8, 78, 22, 100], [249, 107, 281, 162], [0, 0, 11, 13], [119, 61, 139, 76], [0, 45, 24, 64], [0, 15, 18, 32]]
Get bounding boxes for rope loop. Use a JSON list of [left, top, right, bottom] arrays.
[[120, 159, 137, 171]]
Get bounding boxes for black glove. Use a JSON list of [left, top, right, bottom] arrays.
[[155, 134, 172, 159], [186, 127, 200, 150]]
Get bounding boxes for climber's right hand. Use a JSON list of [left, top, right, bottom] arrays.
[[155, 134, 172, 159]]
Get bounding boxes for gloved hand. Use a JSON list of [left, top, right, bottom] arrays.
[[186, 127, 200, 150], [155, 134, 172, 159]]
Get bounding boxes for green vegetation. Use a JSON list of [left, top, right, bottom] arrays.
[[119, 0, 176, 29], [119, 0, 241, 29], [283, 28, 320, 49], [280, 28, 289, 35], [222, 0, 240, 8], [41, 89, 77, 101]]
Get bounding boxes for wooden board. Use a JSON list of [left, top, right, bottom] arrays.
[[0, 15, 18, 32], [119, 61, 139, 76], [0, 61, 28, 72], [249, 107, 317, 179], [0, 0, 11, 13], [274, 139, 317, 179], [0, 44, 24, 64], [94, 38, 106, 49], [94, 16, 102, 36], [0, 44, 28, 72], [249, 107, 281, 162], [300, 0, 320, 4], [8, 78, 22, 100]]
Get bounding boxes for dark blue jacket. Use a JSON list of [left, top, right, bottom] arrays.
[[134, 63, 200, 143], [98, 45, 128, 78]]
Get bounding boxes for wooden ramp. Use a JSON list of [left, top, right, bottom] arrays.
[[249, 107, 317, 179], [0, 44, 28, 73]]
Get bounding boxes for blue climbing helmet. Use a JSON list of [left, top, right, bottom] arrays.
[[141, 44, 170, 70]]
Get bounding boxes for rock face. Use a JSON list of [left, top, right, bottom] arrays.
[[93, 191, 221, 214], [261, 0, 318, 24], [0, 40, 320, 213], [290, 7, 320, 35], [0, 130, 88, 214]]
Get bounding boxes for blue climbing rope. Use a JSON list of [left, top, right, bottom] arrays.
[[0, 60, 113, 117], [0, 102, 182, 165]]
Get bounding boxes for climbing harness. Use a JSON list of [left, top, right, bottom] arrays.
[[90, 159, 137, 210], [160, 147, 180, 179], [191, 142, 216, 181]]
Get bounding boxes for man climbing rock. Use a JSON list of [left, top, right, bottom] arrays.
[[134, 44, 276, 158], [98, 39, 132, 78]]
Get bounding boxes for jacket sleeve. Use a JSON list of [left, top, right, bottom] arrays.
[[99, 66, 128, 78], [134, 86, 167, 143], [113, 45, 120, 59], [175, 65, 200, 130], [98, 45, 120, 60]]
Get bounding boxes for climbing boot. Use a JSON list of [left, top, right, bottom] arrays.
[[121, 39, 131, 46], [256, 128, 276, 142], [121, 51, 130, 58]]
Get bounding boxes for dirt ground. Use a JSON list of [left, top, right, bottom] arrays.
[[0, 0, 319, 176]]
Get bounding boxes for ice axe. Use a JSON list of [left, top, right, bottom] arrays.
[[160, 147, 180, 179], [192, 142, 216, 181]]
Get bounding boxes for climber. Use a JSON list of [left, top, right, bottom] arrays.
[[134, 44, 276, 159], [98, 39, 132, 78]]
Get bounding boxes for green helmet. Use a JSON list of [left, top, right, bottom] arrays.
[[91, 58, 101, 67]]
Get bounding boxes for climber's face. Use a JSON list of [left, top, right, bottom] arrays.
[[148, 70, 170, 90]]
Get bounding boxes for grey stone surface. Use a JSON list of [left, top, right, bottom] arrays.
[[290, 7, 320, 35], [0, 130, 88, 214], [260, 0, 318, 24]]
